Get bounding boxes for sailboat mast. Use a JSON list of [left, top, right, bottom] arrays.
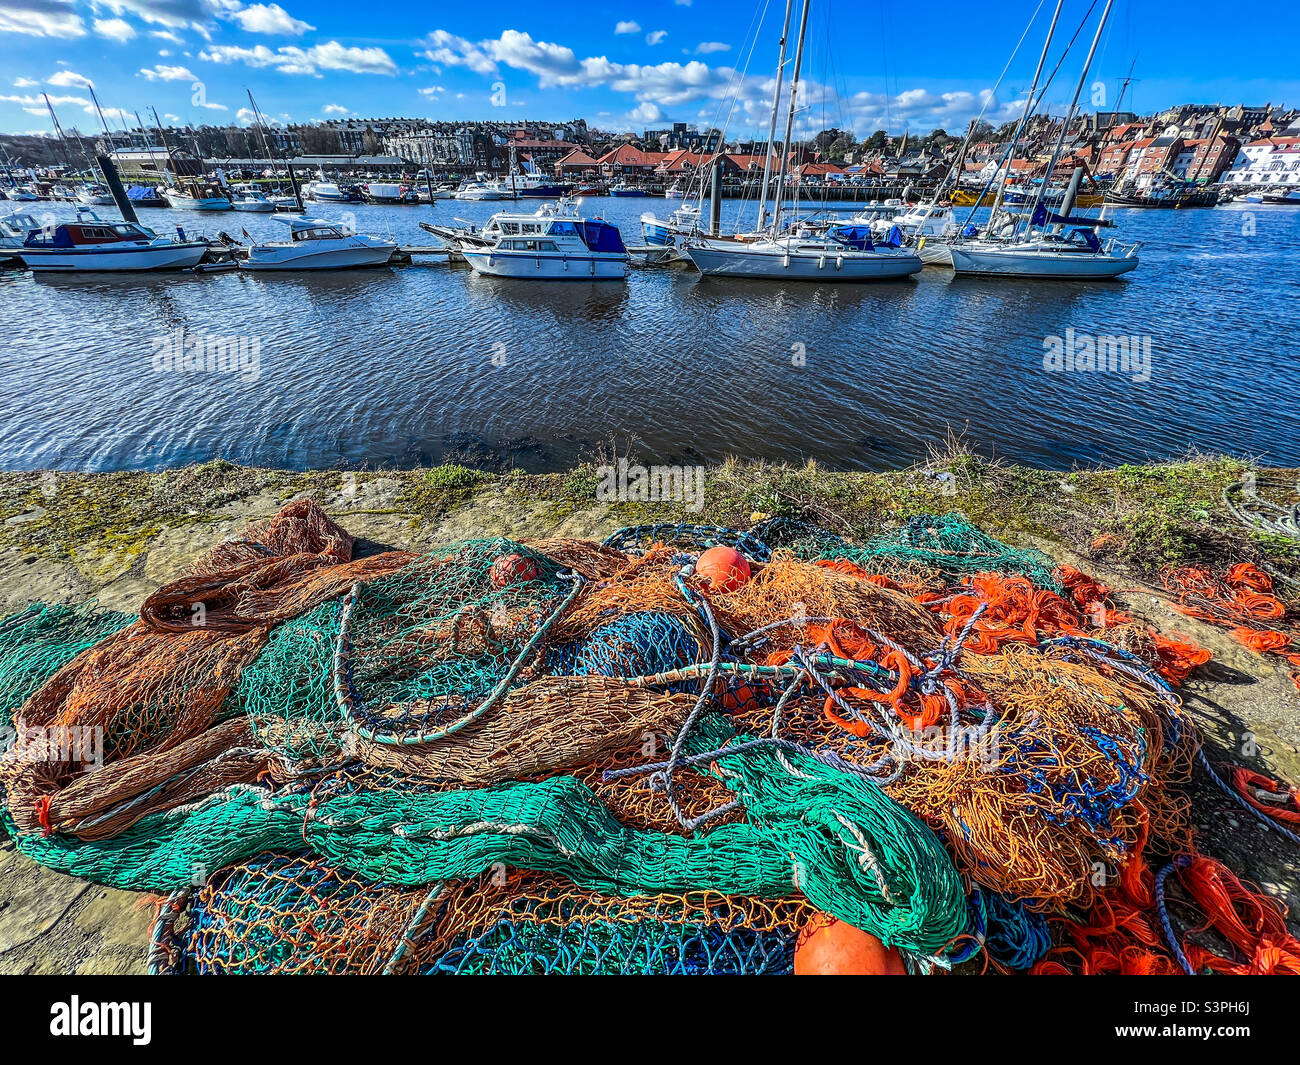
[[989, 0, 1062, 225], [756, 0, 797, 231], [769, 0, 811, 235], [247, 90, 277, 167], [1029, 0, 1113, 229]]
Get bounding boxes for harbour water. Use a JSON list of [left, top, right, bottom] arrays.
[[1, 197, 1297, 473]]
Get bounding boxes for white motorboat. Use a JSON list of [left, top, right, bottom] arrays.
[[13, 209, 208, 272], [75, 185, 115, 206], [455, 198, 628, 280], [230, 187, 276, 212], [854, 203, 962, 266], [365, 182, 417, 204], [1, 210, 43, 248], [239, 215, 396, 271], [1, 210, 43, 262], [948, 230, 1139, 278], [7, 185, 41, 202], [419, 183, 458, 203], [686, 228, 922, 280], [305, 180, 360, 204], [454, 173, 512, 201]]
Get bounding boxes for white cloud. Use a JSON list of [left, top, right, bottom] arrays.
[[47, 70, 93, 87], [675, 0, 691, 5], [322, 102, 348, 113], [646, 30, 667, 46], [13, 77, 39, 87], [151, 28, 183, 42], [695, 41, 729, 54], [628, 101, 662, 124], [200, 39, 397, 75], [139, 63, 196, 80], [229, 3, 313, 35], [418, 26, 1021, 136], [164, 112, 180, 120], [235, 106, 256, 123], [614, 20, 639, 34], [0, 0, 86, 38], [417, 85, 444, 96], [95, 17, 137, 41], [196, 99, 228, 110]]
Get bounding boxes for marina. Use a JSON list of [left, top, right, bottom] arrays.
[[1, 194, 1295, 473]]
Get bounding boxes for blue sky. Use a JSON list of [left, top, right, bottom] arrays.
[[2, 1, 1297, 138]]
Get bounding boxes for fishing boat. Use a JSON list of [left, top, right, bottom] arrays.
[[640, 202, 704, 249], [237, 215, 396, 271], [1262, 188, 1300, 205], [7, 185, 41, 202], [1104, 177, 1217, 209], [453, 198, 628, 280], [164, 181, 232, 210], [14, 208, 208, 272], [664, 180, 686, 199], [683, 0, 921, 282], [609, 182, 648, 198]]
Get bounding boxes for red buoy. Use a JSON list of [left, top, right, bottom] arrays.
[[490, 553, 541, 588], [695, 546, 751, 593], [794, 914, 907, 975]]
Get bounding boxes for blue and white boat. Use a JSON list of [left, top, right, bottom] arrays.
[[641, 202, 703, 249], [455, 198, 628, 280]]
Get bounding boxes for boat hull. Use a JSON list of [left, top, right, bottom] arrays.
[[241, 245, 397, 270], [610, 189, 649, 198], [17, 242, 209, 272], [949, 245, 1138, 278], [685, 245, 923, 280], [232, 201, 276, 212], [166, 195, 232, 211], [460, 248, 627, 280]]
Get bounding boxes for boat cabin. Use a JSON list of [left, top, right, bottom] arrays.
[[23, 220, 155, 248]]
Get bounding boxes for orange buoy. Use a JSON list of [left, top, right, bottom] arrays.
[[489, 553, 541, 588], [695, 546, 751, 593], [794, 914, 907, 975]]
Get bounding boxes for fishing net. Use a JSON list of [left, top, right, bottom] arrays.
[[152, 860, 812, 976], [0, 501, 1285, 975], [0, 602, 135, 731]]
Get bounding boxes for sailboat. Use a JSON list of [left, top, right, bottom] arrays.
[[949, 0, 1140, 280], [684, 0, 921, 281]]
